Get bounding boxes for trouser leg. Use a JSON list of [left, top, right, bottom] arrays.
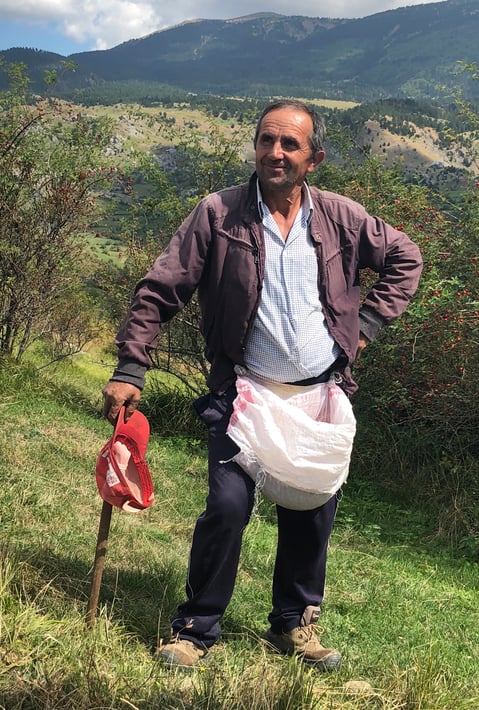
[[268, 492, 339, 633], [171, 430, 255, 648]]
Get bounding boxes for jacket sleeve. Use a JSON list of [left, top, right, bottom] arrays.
[[358, 211, 423, 341], [110, 197, 213, 388]]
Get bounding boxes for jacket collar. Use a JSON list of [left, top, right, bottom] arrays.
[[240, 173, 261, 224], [243, 172, 314, 226]]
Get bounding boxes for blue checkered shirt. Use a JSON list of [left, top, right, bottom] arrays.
[[243, 182, 340, 383]]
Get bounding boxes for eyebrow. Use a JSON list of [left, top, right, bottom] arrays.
[[259, 132, 301, 148]]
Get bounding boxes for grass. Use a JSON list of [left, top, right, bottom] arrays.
[[1, 352, 479, 709]]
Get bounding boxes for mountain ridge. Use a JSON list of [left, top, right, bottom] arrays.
[[0, 1, 477, 102]]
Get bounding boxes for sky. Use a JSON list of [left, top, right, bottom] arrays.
[[0, 0, 447, 56]]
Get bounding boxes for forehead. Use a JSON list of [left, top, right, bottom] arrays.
[[258, 107, 313, 141]]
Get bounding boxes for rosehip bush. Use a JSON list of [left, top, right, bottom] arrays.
[[331, 158, 479, 548], [349, 166, 479, 450]]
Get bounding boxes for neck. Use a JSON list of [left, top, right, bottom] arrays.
[[261, 184, 303, 218], [261, 185, 304, 242]]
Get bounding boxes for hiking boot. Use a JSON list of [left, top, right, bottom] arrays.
[[156, 637, 209, 669], [263, 606, 342, 671]]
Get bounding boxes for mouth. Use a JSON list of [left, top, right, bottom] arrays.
[[264, 163, 287, 174]]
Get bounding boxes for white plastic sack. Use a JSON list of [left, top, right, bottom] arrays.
[[227, 375, 356, 510]]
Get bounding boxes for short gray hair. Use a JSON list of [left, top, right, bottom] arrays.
[[253, 99, 326, 154]]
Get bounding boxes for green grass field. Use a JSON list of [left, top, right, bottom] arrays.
[[1, 351, 478, 709]]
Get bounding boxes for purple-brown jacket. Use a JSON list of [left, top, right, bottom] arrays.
[[112, 173, 423, 395]]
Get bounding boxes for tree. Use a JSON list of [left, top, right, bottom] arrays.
[[97, 113, 251, 394], [0, 60, 123, 361]]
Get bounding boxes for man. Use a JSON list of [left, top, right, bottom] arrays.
[[102, 99, 422, 670]]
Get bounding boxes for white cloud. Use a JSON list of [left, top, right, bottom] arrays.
[[1, 0, 78, 23], [61, 1, 164, 49], [0, 0, 447, 52], [0, 0, 166, 50]]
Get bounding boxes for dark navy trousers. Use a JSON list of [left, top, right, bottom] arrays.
[[170, 387, 339, 649]]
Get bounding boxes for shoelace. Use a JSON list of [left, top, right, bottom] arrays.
[[298, 624, 326, 643], [297, 625, 315, 641]]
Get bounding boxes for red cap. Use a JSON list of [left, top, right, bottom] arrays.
[[95, 406, 154, 512]]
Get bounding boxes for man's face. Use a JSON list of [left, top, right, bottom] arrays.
[[255, 107, 324, 193]]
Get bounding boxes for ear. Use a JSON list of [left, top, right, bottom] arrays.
[[311, 150, 325, 169]]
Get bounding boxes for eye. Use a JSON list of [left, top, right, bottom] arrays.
[[260, 134, 274, 145], [281, 138, 300, 151]]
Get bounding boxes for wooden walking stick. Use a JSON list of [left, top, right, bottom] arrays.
[[86, 406, 154, 628], [86, 500, 113, 628]]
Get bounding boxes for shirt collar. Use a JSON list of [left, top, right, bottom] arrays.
[[256, 178, 314, 225]]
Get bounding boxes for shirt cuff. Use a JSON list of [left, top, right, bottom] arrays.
[[110, 360, 148, 391], [359, 306, 385, 343]]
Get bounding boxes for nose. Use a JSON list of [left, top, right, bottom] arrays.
[[269, 139, 284, 159]]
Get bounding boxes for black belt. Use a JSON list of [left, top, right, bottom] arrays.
[[286, 372, 332, 386], [286, 356, 347, 387]]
